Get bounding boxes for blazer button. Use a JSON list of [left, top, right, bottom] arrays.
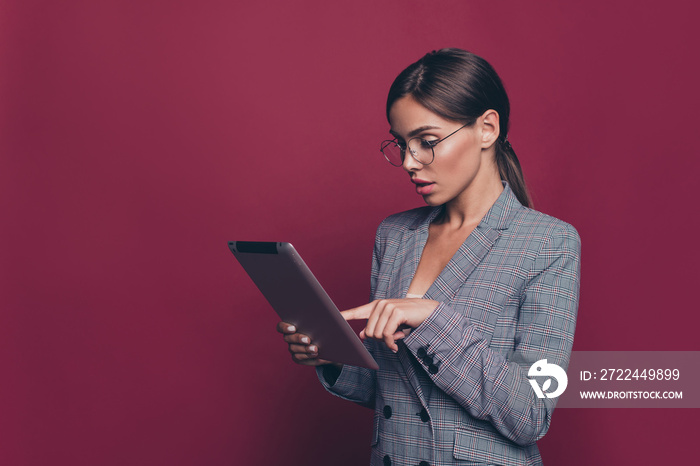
[[383, 454, 392, 466], [419, 408, 429, 423], [428, 364, 439, 375], [383, 405, 392, 419], [421, 354, 433, 365], [417, 347, 428, 358], [418, 461, 430, 466]]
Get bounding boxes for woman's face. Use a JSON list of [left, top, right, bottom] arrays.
[[388, 96, 495, 207]]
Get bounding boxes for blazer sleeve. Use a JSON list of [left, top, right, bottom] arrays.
[[314, 221, 387, 409], [402, 223, 581, 446]]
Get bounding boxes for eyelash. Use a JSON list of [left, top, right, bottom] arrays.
[[394, 137, 439, 149]]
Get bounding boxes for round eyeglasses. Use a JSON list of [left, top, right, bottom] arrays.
[[380, 123, 470, 167]]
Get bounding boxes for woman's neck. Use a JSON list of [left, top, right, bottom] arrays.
[[438, 173, 503, 230]]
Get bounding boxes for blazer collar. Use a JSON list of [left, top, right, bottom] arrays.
[[407, 181, 523, 232]]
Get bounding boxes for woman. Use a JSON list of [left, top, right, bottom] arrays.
[[277, 48, 580, 466]]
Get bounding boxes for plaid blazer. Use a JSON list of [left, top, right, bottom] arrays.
[[317, 184, 581, 466]]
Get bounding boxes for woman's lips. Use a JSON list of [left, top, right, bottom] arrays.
[[412, 179, 435, 195]]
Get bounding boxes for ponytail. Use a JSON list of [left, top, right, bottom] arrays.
[[496, 138, 531, 208]]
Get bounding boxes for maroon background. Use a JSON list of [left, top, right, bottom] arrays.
[[2, 1, 699, 464]]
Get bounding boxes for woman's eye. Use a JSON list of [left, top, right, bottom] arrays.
[[420, 139, 438, 148]]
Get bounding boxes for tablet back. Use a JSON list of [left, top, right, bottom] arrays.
[[229, 241, 378, 370]]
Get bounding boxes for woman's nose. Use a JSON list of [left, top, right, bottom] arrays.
[[402, 149, 422, 172]]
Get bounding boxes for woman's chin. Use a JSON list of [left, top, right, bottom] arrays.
[[421, 193, 443, 206]]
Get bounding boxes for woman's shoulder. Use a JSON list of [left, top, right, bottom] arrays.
[[378, 205, 439, 233], [510, 206, 581, 251], [514, 205, 577, 231]]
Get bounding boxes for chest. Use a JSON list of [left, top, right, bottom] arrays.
[[406, 222, 477, 297]]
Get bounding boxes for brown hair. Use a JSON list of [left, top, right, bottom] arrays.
[[386, 48, 531, 207]]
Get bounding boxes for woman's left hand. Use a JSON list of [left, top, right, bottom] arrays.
[[341, 299, 440, 353]]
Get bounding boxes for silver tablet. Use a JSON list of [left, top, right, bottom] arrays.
[[228, 241, 378, 370]]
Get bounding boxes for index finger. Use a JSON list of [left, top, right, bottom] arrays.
[[276, 321, 298, 334], [340, 302, 375, 321]]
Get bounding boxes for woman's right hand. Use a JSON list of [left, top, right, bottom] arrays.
[[276, 321, 340, 368]]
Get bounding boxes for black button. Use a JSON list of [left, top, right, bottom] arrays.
[[421, 354, 433, 365], [418, 462, 430, 466], [418, 408, 429, 423], [417, 347, 428, 358], [383, 454, 391, 466], [428, 364, 439, 374], [383, 405, 392, 419]]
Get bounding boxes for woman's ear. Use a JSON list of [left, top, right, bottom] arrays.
[[479, 109, 500, 149]]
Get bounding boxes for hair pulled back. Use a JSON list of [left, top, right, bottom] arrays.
[[386, 48, 531, 208]]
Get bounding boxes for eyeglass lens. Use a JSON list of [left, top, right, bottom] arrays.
[[381, 138, 434, 166]]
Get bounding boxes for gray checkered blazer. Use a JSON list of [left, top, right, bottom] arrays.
[[317, 184, 580, 466]]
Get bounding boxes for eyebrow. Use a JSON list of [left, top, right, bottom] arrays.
[[389, 125, 442, 139]]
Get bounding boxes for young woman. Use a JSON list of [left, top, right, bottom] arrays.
[[277, 48, 580, 466]]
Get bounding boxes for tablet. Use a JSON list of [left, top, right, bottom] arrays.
[[228, 241, 378, 370]]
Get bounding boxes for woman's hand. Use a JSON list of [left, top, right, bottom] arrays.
[[276, 321, 341, 368], [341, 299, 440, 353]]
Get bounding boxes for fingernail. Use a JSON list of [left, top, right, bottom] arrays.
[[288, 325, 296, 332], [391, 348, 398, 354], [308, 345, 317, 353], [301, 336, 310, 344]]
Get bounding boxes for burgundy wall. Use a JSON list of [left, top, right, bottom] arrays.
[[2, 1, 698, 464]]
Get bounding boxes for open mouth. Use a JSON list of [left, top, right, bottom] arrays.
[[414, 182, 435, 195]]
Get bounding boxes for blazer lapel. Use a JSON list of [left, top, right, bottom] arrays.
[[386, 207, 443, 300], [423, 225, 501, 304], [423, 184, 521, 303]]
